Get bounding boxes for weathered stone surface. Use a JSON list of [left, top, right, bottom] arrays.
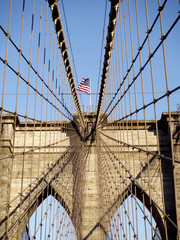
[[0, 112, 179, 239]]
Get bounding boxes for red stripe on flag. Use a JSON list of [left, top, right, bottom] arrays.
[[77, 78, 90, 94]]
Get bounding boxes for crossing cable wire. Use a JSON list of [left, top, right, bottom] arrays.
[[0, 7, 75, 122], [98, 134, 172, 238], [134, 0, 154, 236], [0, 56, 72, 121], [117, 23, 133, 239], [42, 2, 50, 225], [100, 141, 137, 237], [35, 9, 54, 237], [41, 87, 67, 239], [1, 0, 24, 237], [98, 130, 137, 239], [115, 19, 138, 236], [100, 55, 180, 127], [97, 7, 180, 221], [98, 131, 178, 231], [40, 143, 78, 239], [0, 28, 73, 121], [31, 2, 44, 236], [60, 0, 83, 107], [95, 0, 121, 129], [126, 0, 145, 237], [157, 0, 180, 235], [0, 126, 78, 162], [114, 47, 130, 239], [1, 135, 80, 237], [45, 14, 70, 240], [0, 1, 12, 238], [99, 0, 169, 122], [120, 2, 138, 232], [144, 0, 168, 236], [97, 131, 135, 238], [32, 193, 57, 239], [97, 133, 162, 239], [0, 45, 80, 227], [47, 0, 85, 129], [0, 133, 78, 213], [117, 81, 134, 239], [97, 146, 128, 238], [32, 188, 72, 238], [120, 4, 139, 237], [109, 6, 147, 236], [99, 128, 180, 163], [98, 0, 180, 125], [16, 0, 36, 238], [2, 91, 178, 96], [39, 2, 52, 236], [0, 137, 81, 238], [47, 197, 61, 239], [98, 84, 180, 130], [96, 0, 108, 106], [0, 2, 12, 134]]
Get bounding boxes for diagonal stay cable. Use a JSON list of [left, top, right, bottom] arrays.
[[98, 136, 162, 239], [99, 0, 168, 122], [0, 25, 73, 120], [99, 133, 178, 231], [0, 56, 72, 121], [99, 130, 180, 164], [97, 0, 180, 123], [47, 0, 85, 128], [0, 137, 81, 231], [96, 0, 108, 106], [94, 0, 121, 129], [60, 0, 83, 107], [0, 134, 79, 215], [97, 84, 180, 129]]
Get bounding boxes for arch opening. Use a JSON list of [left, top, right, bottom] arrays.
[[22, 195, 77, 240], [107, 195, 162, 240]]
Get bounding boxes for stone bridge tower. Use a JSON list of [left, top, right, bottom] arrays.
[[0, 111, 179, 239]]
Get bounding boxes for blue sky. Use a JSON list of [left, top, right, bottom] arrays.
[[1, 1, 180, 239], [58, 0, 110, 108], [0, 0, 110, 119], [58, 0, 180, 118], [0, 0, 179, 120]]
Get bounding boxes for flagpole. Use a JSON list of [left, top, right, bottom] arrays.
[[89, 79, 91, 112]]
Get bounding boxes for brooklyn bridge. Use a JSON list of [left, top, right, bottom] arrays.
[[0, 0, 180, 239]]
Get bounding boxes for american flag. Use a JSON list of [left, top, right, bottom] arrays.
[[77, 78, 90, 94]]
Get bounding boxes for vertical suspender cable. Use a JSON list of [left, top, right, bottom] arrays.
[[47, 0, 85, 129], [95, 0, 121, 129]]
